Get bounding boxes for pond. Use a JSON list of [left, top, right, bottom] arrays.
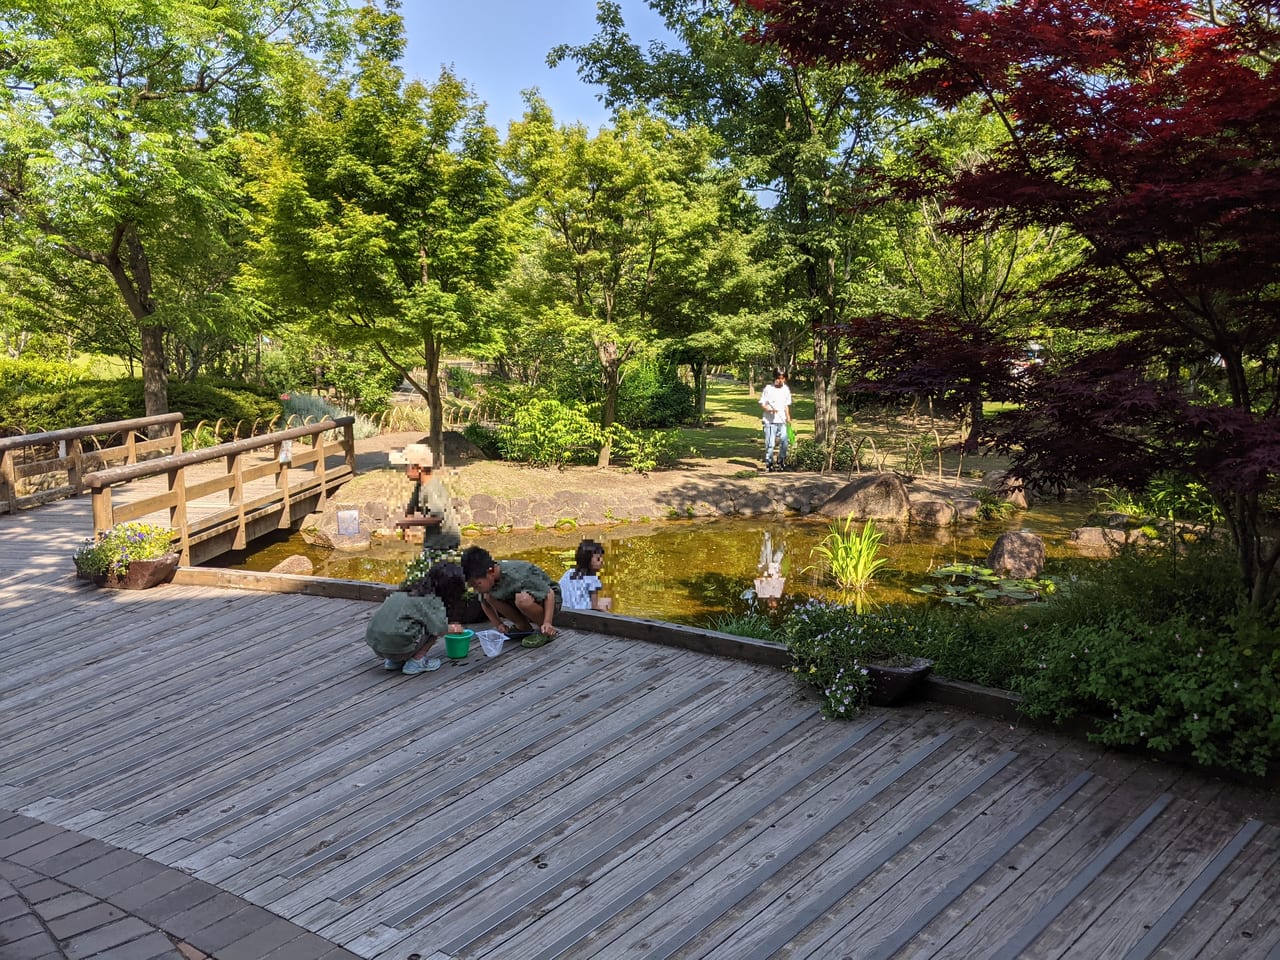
[[215, 496, 1101, 627]]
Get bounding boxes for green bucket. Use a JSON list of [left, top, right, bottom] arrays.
[[444, 629, 474, 659]]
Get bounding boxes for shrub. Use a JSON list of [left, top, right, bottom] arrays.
[[607, 424, 683, 473], [616, 360, 695, 428], [808, 517, 889, 594], [787, 427, 862, 473], [497, 399, 601, 466], [446, 365, 478, 399], [462, 423, 502, 459]]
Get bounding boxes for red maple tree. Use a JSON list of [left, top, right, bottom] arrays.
[[743, 0, 1280, 611]]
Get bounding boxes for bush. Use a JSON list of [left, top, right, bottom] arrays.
[[497, 399, 601, 467], [787, 427, 863, 473], [446, 365, 478, 399], [616, 360, 695, 428], [0, 358, 85, 415], [462, 423, 502, 459], [607, 424, 683, 473]]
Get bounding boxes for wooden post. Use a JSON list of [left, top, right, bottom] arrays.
[[171, 419, 184, 456], [343, 421, 356, 474], [314, 427, 329, 512], [67, 438, 84, 495], [230, 450, 247, 550], [92, 487, 115, 536], [169, 465, 190, 564], [0, 448, 14, 514], [126, 430, 138, 464]]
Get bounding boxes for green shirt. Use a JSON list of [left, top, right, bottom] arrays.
[[407, 476, 461, 551], [365, 592, 449, 657], [486, 560, 560, 605]]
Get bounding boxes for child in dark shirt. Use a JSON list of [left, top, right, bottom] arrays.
[[460, 545, 561, 648]]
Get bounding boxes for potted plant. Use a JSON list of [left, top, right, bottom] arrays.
[[783, 601, 936, 712], [73, 522, 180, 589]]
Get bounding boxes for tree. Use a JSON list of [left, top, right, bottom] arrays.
[[0, 0, 345, 420], [747, 0, 1280, 611], [503, 99, 723, 466], [552, 0, 925, 447], [244, 2, 513, 463]]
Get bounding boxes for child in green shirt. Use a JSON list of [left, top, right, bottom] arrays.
[[365, 563, 466, 674], [460, 545, 561, 648]]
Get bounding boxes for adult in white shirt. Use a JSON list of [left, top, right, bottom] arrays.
[[759, 368, 793, 471]]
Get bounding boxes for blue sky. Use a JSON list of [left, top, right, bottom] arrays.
[[398, 1, 673, 132]]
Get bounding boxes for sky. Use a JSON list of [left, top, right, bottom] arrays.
[[397, 1, 674, 133]]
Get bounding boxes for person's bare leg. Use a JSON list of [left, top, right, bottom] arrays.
[[487, 596, 533, 632]]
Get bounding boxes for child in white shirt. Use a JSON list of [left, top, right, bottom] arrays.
[[558, 539, 612, 611]]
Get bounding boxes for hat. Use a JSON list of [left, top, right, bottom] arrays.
[[389, 443, 433, 467]]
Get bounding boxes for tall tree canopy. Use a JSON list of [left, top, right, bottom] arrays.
[[746, 0, 1280, 611], [244, 1, 513, 463], [0, 0, 347, 418]]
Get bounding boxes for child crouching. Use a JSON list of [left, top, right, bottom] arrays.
[[365, 562, 466, 675]]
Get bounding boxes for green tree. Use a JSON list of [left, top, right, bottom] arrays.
[[503, 99, 724, 465], [0, 0, 345, 419], [243, 2, 513, 463], [552, 0, 923, 446]]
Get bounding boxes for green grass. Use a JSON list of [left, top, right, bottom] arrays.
[[674, 377, 812, 462]]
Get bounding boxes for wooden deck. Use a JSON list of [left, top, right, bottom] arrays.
[[1, 497, 1278, 959]]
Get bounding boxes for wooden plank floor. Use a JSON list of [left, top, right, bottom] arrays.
[[1, 497, 1278, 959]]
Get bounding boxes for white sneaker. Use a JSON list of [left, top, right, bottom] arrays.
[[402, 656, 442, 675], [383, 658, 400, 671]]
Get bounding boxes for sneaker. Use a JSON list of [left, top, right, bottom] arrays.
[[402, 656, 442, 675], [382, 658, 400, 671], [521, 634, 553, 649]]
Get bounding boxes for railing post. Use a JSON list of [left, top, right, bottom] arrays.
[[230, 450, 248, 550], [67, 438, 84, 495], [275, 441, 292, 530], [0, 447, 15, 514], [314, 427, 330, 513], [125, 429, 138, 465], [343, 421, 356, 474], [91, 486, 115, 537], [169, 464, 190, 564], [171, 419, 184, 456]]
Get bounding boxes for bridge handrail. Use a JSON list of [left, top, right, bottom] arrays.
[[82, 417, 355, 489], [0, 413, 185, 514], [0, 413, 185, 453]]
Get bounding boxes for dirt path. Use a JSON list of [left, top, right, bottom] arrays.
[[355, 431, 987, 531]]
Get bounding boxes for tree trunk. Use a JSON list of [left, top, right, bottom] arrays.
[[812, 328, 839, 448], [964, 389, 983, 452], [691, 359, 707, 426], [597, 340, 621, 468], [140, 325, 169, 422], [425, 333, 444, 467]]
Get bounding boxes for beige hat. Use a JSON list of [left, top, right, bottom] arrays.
[[389, 443, 433, 467]]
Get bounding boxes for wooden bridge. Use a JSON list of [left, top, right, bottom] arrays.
[[1, 453, 1278, 957]]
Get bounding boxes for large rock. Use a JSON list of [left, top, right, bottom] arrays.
[[986, 531, 1046, 578], [818, 473, 910, 522], [910, 500, 955, 526], [1068, 526, 1156, 558], [270, 554, 314, 576], [982, 470, 1031, 509], [952, 497, 981, 521]]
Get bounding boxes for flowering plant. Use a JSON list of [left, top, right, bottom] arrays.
[[782, 600, 935, 718], [73, 522, 176, 577]]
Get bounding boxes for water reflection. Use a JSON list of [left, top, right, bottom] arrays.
[[218, 497, 1099, 626]]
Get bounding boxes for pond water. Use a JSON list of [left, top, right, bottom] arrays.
[[215, 497, 1101, 627]]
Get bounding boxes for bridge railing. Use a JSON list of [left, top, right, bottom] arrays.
[[83, 417, 356, 564], [0, 414, 185, 514]]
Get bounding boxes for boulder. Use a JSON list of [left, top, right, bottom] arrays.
[[1068, 525, 1157, 558], [952, 497, 981, 521], [986, 531, 1046, 578], [818, 473, 910, 522], [270, 554, 314, 576], [910, 500, 955, 526], [981, 470, 1031, 509]]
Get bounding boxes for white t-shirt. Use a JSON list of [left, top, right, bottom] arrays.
[[559, 569, 603, 610], [760, 383, 792, 424]]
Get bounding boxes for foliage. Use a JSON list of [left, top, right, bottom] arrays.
[[607, 424, 684, 474], [1016, 610, 1279, 777], [616, 359, 696, 429], [783, 600, 935, 718], [7, 379, 280, 435], [709, 611, 778, 642], [73, 522, 176, 577], [446, 365, 479, 400], [0, 0, 346, 417], [748, 0, 1280, 612], [911, 563, 1057, 607], [787, 435, 861, 474], [461, 423, 503, 460], [497, 399, 602, 467], [974, 488, 1017, 521], [0, 358, 86, 415], [808, 517, 889, 593]]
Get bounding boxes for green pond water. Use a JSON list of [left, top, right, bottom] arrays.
[[216, 497, 1101, 627]]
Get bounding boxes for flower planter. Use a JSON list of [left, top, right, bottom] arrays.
[[90, 552, 181, 590], [866, 657, 934, 706]]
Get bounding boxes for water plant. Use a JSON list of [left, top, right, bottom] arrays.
[[911, 562, 1057, 606], [808, 517, 889, 593]]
